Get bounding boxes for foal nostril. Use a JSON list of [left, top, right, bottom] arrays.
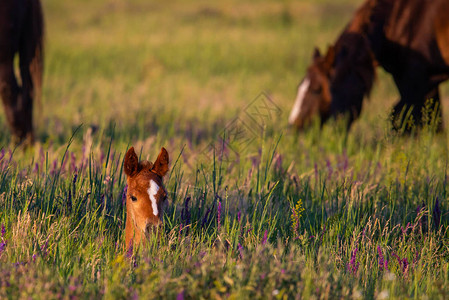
[[155, 219, 163, 227], [145, 220, 162, 233], [145, 222, 153, 233]]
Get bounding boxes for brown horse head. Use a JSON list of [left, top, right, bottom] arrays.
[[289, 33, 375, 130], [288, 47, 334, 129], [124, 146, 169, 248]]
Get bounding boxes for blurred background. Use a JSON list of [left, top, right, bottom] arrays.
[[6, 0, 446, 145]]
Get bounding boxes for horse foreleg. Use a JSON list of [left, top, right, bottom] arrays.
[[0, 61, 33, 144], [391, 64, 445, 133], [18, 54, 35, 144], [423, 87, 444, 131], [392, 87, 443, 132], [0, 62, 20, 139], [391, 99, 415, 132]]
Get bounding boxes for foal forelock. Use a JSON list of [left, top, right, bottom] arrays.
[[147, 179, 160, 217], [289, 77, 311, 124]]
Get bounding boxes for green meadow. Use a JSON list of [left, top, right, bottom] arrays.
[[0, 0, 448, 298]]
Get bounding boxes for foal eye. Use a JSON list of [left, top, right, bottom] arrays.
[[130, 195, 137, 202], [312, 85, 322, 93]]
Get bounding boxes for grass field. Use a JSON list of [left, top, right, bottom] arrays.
[[1, 0, 449, 298]]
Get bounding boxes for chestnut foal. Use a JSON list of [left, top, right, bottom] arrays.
[[123, 147, 169, 248]]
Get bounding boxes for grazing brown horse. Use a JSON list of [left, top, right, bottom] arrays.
[[0, 0, 44, 144], [289, 0, 449, 131], [124, 147, 169, 248]]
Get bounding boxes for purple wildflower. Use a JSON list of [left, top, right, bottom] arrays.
[[176, 291, 185, 300], [51, 158, 58, 176], [14, 262, 26, 267], [347, 247, 359, 274], [217, 200, 222, 232], [100, 194, 105, 210], [0, 241, 6, 254], [70, 152, 76, 172], [433, 198, 441, 230], [122, 184, 128, 205], [179, 223, 183, 239], [391, 252, 409, 275], [416, 203, 424, 214], [402, 258, 409, 274], [1, 224, 5, 238], [81, 145, 86, 167], [100, 149, 105, 166], [41, 240, 49, 258], [413, 250, 419, 265], [201, 206, 211, 229], [181, 196, 191, 233], [237, 243, 244, 258], [274, 153, 283, 172], [126, 241, 133, 259], [251, 155, 260, 169], [377, 246, 388, 271], [237, 210, 241, 223], [416, 202, 428, 233], [326, 159, 333, 179], [392, 252, 401, 264], [262, 230, 268, 245], [342, 150, 348, 172], [67, 190, 72, 213], [401, 222, 411, 238], [33, 162, 39, 174], [61, 154, 67, 172], [73, 172, 78, 185]]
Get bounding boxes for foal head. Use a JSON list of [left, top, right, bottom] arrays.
[[288, 33, 375, 130], [124, 147, 169, 248]]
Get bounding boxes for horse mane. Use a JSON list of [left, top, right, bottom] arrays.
[[333, 32, 376, 98], [331, 0, 387, 99]]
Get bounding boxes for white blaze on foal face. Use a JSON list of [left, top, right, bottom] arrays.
[[148, 179, 160, 216]]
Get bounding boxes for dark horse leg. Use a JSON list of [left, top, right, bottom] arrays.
[[391, 68, 443, 132], [0, 0, 43, 145], [0, 0, 33, 143], [392, 88, 443, 132], [0, 59, 33, 143]]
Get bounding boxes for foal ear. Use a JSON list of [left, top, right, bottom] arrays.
[[124, 147, 139, 177], [152, 147, 169, 177], [324, 45, 336, 68], [313, 47, 321, 60]]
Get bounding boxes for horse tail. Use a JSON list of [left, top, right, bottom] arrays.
[[23, 0, 44, 112]]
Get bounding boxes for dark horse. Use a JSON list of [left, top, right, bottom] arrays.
[[0, 0, 44, 144], [289, 0, 449, 131]]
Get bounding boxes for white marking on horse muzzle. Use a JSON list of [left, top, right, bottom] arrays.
[[289, 77, 311, 125], [147, 180, 160, 216]]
